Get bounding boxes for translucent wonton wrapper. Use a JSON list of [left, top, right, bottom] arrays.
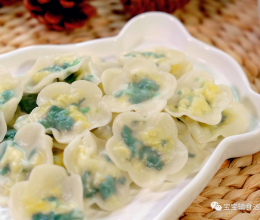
[[59, 56, 120, 86], [0, 65, 24, 123], [183, 100, 250, 143], [0, 112, 7, 142], [106, 112, 188, 187], [117, 47, 193, 79], [64, 131, 131, 211], [24, 54, 85, 93], [20, 81, 112, 143], [53, 138, 68, 150], [196, 137, 224, 152], [9, 165, 86, 220], [165, 70, 233, 125], [92, 125, 113, 141], [92, 113, 119, 141], [13, 115, 30, 131], [0, 123, 53, 206], [7, 106, 28, 129], [102, 58, 177, 117], [166, 118, 209, 183]]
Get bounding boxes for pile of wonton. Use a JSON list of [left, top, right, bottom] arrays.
[[0, 47, 249, 220]]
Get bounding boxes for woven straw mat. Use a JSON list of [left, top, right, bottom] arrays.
[[0, 0, 260, 219]]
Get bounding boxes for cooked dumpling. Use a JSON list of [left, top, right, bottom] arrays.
[[165, 70, 233, 125], [61, 56, 120, 85], [64, 131, 131, 211], [24, 54, 85, 93], [0, 123, 53, 206], [166, 118, 209, 183], [0, 112, 7, 142], [117, 47, 192, 79], [183, 100, 250, 143], [21, 81, 112, 143], [0, 65, 24, 124], [106, 112, 188, 187], [9, 165, 86, 220], [102, 58, 176, 116]]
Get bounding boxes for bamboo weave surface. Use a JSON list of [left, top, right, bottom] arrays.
[[0, 0, 260, 219]]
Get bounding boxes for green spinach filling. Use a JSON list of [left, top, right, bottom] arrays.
[[161, 140, 168, 147], [124, 52, 164, 59], [81, 171, 120, 201], [218, 114, 227, 126], [82, 171, 98, 198], [0, 163, 10, 175], [83, 75, 94, 82], [28, 149, 37, 160], [45, 196, 58, 202], [188, 153, 196, 158], [3, 129, 17, 141], [79, 107, 90, 114], [19, 94, 38, 114], [0, 90, 14, 106], [64, 74, 78, 84], [121, 125, 164, 170], [64, 73, 94, 84], [99, 175, 117, 200], [39, 105, 74, 131], [118, 177, 126, 185], [114, 78, 160, 104], [39, 58, 82, 74], [32, 210, 85, 220], [40, 65, 64, 73], [101, 152, 112, 163]]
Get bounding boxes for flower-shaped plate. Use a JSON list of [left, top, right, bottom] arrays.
[[0, 12, 260, 220]]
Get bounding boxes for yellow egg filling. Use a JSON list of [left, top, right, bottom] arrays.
[[0, 84, 14, 94], [73, 145, 98, 174], [54, 56, 75, 67], [68, 106, 91, 129], [53, 148, 65, 168], [105, 194, 120, 207], [131, 157, 144, 171], [23, 188, 65, 215], [171, 81, 220, 116], [24, 198, 57, 214], [201, 82, 220, 104], [188, 97, 212, 115], [32, 71, 51, 84], [113, 145, 132, 160], [170, 63, 182, 78], [140, 129, 174, 154], [54, 92, 83, 108]]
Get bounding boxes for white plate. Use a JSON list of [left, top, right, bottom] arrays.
[[1, 12, 260, 220]]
